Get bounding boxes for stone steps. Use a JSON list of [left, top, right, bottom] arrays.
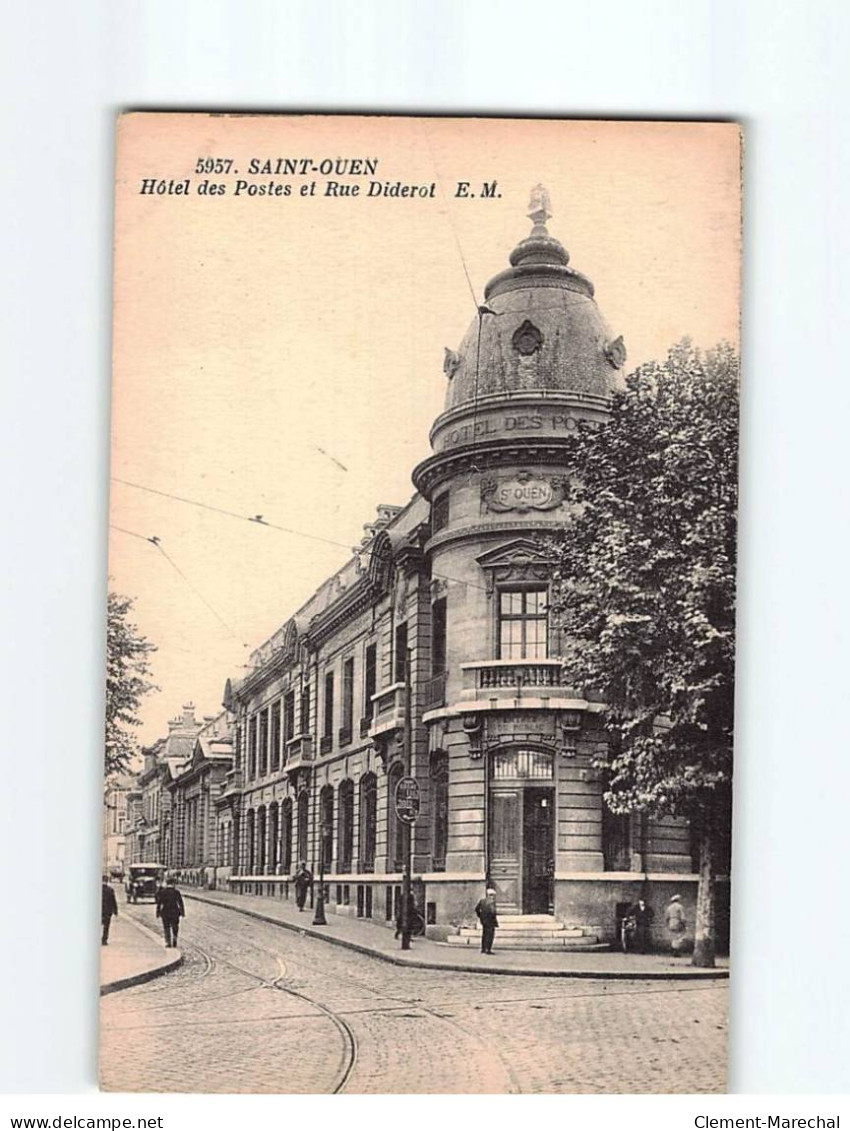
[[449, 915, 608, 952], [445, 935, 609, 952]]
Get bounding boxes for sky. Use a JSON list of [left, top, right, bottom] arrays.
[[109, 114, 741, 745]]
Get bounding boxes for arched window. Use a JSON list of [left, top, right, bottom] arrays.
[[268, 802, 279, 874], [387, 761, 405, 872], [256, 805, 267, 875], [337, 780, 354, 873], [296, 790, 309, 866], [431, 751, 449, 872], [320, 785, 334, 871], [246, 809, 255, 874], [359, 773, 377, 873], [281, 798, 293, 874]]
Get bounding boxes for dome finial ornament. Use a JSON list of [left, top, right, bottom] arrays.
[[528, 183, 553, 233]]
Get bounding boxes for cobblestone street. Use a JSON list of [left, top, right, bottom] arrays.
[[100, 899, 728, 1094]]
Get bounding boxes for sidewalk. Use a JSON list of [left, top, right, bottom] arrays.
[[184, 888, 729, 980], [100, 910, 183, 995]]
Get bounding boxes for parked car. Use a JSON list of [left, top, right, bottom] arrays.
[[126, 863, 166, 903]]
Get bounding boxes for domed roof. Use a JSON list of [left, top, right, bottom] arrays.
[[442, 187, 625, 412]]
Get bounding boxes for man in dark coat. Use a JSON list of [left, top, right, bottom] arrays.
[[475, 888, 499, 955], [294, 861, 313, 912], [101, 876, 118, 945], [628, 897, 654, 953], [155, 876, 185, 947]]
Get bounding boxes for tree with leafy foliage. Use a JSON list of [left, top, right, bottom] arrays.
[[105, 590, 157, 777], [549, 340, 738, 967]]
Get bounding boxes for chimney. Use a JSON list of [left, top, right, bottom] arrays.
[[182, 702, 196, 726]]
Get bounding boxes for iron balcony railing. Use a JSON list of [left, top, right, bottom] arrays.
[[424, 670, 448, 708]]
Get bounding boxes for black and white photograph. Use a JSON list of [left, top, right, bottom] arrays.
[[99, 113, 740, 1094]]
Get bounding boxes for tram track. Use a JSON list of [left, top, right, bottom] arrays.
[[188, 922, 358, 1095]]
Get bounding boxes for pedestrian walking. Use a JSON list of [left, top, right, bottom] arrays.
[[101, 876, 118, 945], [294, 860, 313, 912], [155, 876, 185, 948], [629, 897, 654, 953], [664, 893, 687, 954], [474, 887, 499, 955], [394, 891, 418, 939]]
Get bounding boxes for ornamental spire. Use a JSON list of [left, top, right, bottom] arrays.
[[527, 183, 553, 234]]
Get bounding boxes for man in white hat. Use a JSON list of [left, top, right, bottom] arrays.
[[475, 887, 499, 955], [664, 893, 687, 954]]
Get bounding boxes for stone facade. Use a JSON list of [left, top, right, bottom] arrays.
[[215, 196, 711, 946]]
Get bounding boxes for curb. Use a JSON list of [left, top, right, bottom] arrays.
[[184, 892, 729, 981], [100, 914, 183, 996]]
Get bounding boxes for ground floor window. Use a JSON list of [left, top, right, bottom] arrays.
[[387, 761, 406, 871], [245, 809, 255, 873], [320, 785, 334, 871], [297, 790, 309, 865], [338, 780, 354, 873], [281, 799, 292, 873], [359, 773, 377, 872], [602, 806, 632, 871], [431, 752, 448, 872]]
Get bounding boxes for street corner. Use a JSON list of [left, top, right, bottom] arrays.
[[100, 911, 183, 995]]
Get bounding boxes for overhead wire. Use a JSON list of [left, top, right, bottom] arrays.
[[110, 524, 246, 644], [110, 481, 490, 594]]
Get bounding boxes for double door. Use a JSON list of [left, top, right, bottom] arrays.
[[489, 785, 554, 915]]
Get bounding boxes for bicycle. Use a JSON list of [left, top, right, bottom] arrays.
[[619, 914, 637, 954]]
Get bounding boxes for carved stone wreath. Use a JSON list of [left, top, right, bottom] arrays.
[[511, 320, 544, 356]]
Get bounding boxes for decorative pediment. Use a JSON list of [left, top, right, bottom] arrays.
[[476, 537, 552, 569], [476, 538, 553, 596]]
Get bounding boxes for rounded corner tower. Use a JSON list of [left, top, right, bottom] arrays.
[[412, 188, 675, 929]]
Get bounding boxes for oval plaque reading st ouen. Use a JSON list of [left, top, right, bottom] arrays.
[[482, 473, 565, 514], [394, 776, 421, 823]]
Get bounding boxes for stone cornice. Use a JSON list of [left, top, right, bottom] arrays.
[[413, 437, 576, 497], [424, 518, 565, 557]]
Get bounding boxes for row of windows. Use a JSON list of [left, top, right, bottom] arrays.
[[240, 755, 450, 875], [243, 588, 550, 778]]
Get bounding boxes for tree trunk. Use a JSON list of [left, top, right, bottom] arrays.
[[692, 823, 716, 967]]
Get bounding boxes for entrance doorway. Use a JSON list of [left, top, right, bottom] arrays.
[[488, 748, 555, 915], [522, 788, 554, 914]]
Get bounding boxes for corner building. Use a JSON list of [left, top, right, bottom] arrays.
[[226, 195, 697, 946]]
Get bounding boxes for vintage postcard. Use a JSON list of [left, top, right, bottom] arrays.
[[102, 113, 741, 1093]]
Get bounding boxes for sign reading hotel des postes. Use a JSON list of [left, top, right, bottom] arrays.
[[394, 776, 421, 823], [481, 472, 567, 513]]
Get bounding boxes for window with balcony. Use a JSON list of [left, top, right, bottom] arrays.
[[283, 690, 295, 743], [363, 643, 377, 729], [498, 588, 548, 659], [270, 701, 281, 772], [427, 596, 448, 708], [259, 710, 269, 777], [248, 716, 258, 779], [322, 671, 334, 754], [394, 622, 408, 684], [300, 684, 310, 735], [340, 657, 354, 745]]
